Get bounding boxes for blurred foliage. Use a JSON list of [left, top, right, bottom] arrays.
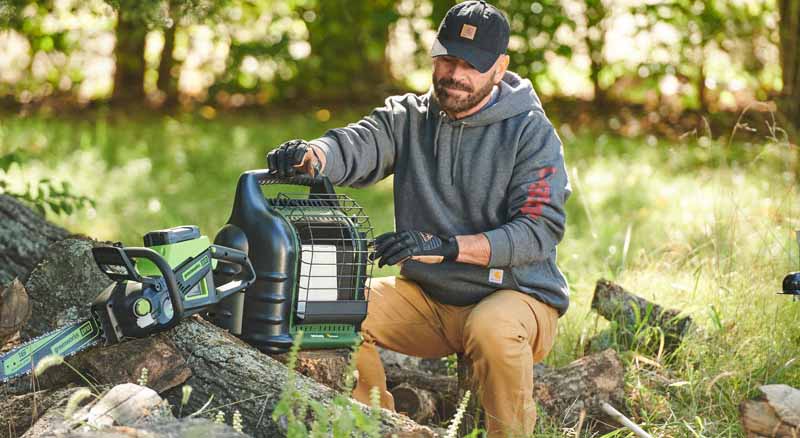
[[0, 0, 791, 122], [0, 150, 94, 216], [497, 0, 575, 83], [288, 0, 398, 101], [630, 0, 779, 109]]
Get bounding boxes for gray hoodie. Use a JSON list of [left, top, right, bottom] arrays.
[[311, 71, 571, 316]]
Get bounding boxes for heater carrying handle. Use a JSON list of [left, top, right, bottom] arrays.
[[257, 169, 340, 208], [259, 170, 336, 196]]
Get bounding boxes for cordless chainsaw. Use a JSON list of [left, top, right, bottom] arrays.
[[0, 225, 255, 383]]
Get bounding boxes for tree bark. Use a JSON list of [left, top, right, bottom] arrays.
[[779, 0, 800, 135], [21, 239, 112, 338], [0, 195, 69, 285], [112, 9, 147, 106], [162, 317, 435, 437], [273, 349, 351, 391]]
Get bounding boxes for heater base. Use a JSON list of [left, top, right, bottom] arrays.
[[291, 324, 362, 350]]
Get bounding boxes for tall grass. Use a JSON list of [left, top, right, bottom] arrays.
[[1, 110, 798, 436]]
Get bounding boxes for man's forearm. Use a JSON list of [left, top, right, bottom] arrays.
[[455, 233, 491, 266], [307, 144, 327, 174]]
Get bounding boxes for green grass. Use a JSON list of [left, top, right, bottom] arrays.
[[1, 109, 798, 437]]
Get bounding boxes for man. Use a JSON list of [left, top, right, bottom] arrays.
[[267, 1, 570, 436]]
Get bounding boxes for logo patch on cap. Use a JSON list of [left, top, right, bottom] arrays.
[[460, 24, 477, 40]]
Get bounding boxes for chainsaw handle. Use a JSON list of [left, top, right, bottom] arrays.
[[123, 247, 184, 326], [210, 245, 256, 300]]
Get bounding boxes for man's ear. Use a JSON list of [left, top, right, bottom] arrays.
[[494, 54, 510, 83]]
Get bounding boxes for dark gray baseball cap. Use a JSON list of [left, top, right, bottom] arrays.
[[431, 0, 510, 73]]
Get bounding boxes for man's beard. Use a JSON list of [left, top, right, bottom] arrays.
[[433, 71, 495, 115]]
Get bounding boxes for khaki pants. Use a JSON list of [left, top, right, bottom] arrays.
[[352, 276, 559, 438]]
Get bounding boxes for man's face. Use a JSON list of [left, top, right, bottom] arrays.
[[432, 55, 497, 116]]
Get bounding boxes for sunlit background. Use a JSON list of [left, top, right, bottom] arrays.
[[0, 0, 799, 436]]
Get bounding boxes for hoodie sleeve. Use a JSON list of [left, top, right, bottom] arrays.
[[482, 114, 571, 268], [309, 96, 408, 187]]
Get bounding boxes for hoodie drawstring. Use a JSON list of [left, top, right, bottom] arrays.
[[451, 122, 466, 184], [435, 111, 467, 185], [433, 113, 445, 160]]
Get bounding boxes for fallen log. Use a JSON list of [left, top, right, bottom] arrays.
[[2, 316, 435, 438], [0, 279, 30, 345], [391, 383, 437, 424], [740, 384, 800, 437], [386, 364, 460, 422], [21, 238, 112, 338], [0, 386, 78, 438], [590, 279, 692, 354], [0, 195, 69, 285], [385, 349, 626, 428], [19, 383, 246, 438], [273, 349, 351, 390]]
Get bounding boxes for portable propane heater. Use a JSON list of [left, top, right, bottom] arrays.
[[782, 230, 800, 300], [209, 170, 373, 353]]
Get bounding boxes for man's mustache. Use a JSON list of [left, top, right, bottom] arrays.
[[436, 77, 472, 93]]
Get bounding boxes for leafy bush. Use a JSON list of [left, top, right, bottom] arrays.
[[0, 151, 94, 216]]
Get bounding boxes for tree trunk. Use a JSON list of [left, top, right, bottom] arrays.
[[0, 195, 69, 285], [156, 4, 178, 107], [585, 0, 608, 105], [779, 0, 800, 136], [112, 9, 147, 106]]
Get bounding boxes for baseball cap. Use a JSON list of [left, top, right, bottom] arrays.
[[431, 0, 510, 73]]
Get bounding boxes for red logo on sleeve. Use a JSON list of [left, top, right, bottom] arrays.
[[520, 167, 556, 219]]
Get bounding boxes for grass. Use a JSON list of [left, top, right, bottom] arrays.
[[1, 108, 798, 437]]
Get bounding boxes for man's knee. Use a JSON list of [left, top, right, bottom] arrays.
[[463, 305, 531, 357]]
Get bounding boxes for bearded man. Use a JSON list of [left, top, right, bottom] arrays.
[[267, 1, 571, 436]]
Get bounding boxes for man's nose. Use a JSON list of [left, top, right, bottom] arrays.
[[453, 60, 476, 80]]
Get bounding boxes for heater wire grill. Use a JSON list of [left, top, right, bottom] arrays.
[[268, 192, 373, 322]]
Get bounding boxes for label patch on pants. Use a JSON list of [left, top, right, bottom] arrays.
[[489, 269, 504, 285]]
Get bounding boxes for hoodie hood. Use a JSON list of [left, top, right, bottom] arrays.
[[428, 71, 543, 127], [428, 71, 542, 183]]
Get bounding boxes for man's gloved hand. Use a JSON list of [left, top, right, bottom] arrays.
[[372, 230, 459, 267], [267, 139, 321, 177]]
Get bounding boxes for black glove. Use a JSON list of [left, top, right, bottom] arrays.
[[266, 139, 319, 177], [372, 230, 459, 267]]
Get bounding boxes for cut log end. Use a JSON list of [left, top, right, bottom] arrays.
[[391, 383, 437, 424], [740, 385, 800, 438]]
